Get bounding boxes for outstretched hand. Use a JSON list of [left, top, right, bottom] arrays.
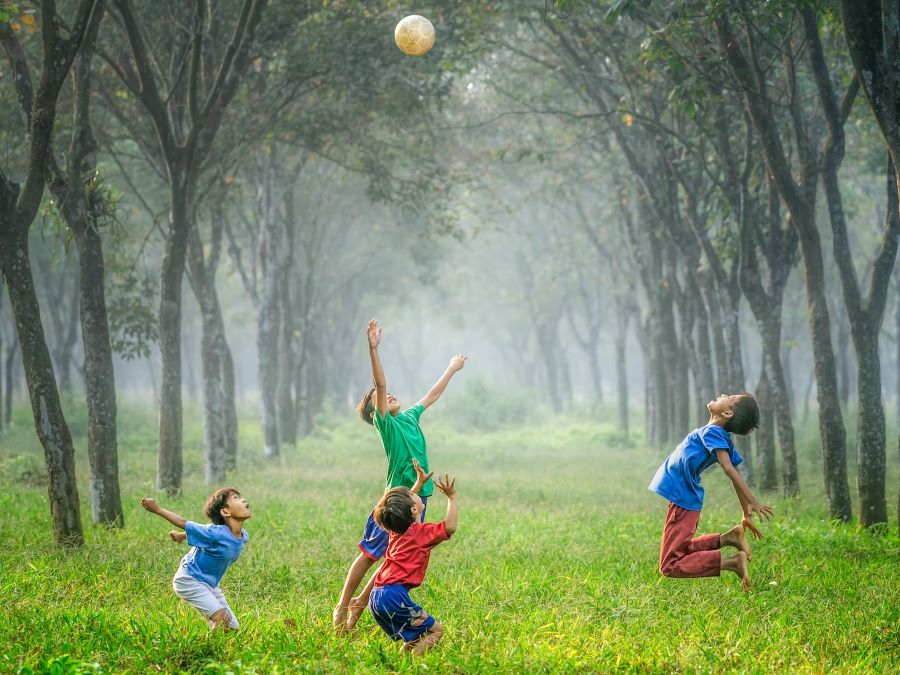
[[169, 530, 187, 543], [741, 515, 763, 540], [435, 474, 457, 498], [449, 355, 467, 372], [743, 502, 774, 540], [367, 319, 382, 349], [140, 497, 159, 513], [412, 458, 434, 486]]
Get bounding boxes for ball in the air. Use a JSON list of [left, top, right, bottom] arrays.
[[394, 15, 435, 56]]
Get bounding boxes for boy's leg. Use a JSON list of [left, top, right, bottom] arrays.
[[721, 551, 751, 591], [659, 503, 720, 578], [347, 565, 379, 629], [335, 510, 389, 631], [406, 621, 443, 655], [333, 553, 376, 629], [720, 523, 752, 559], [173, 570, 238, 630]]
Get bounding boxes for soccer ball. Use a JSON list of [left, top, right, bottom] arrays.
[[394, 15, 435, 56]]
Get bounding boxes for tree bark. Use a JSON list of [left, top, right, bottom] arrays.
[[614, 310, 629, 439], [754, 367, 777, 490], [187, 226, 235, 485], [256, 151, 281, 457], [1, 244, 83, 545], [76, 226, 123, 525], [718, 14, 852, 521]]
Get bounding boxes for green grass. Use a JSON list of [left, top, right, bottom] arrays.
[[0, 400, 898, 673]]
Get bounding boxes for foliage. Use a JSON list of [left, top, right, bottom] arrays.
[[0, 453, 45, 488], [105, 264, 158, 361]]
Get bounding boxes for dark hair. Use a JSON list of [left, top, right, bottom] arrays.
[[357, 386, 376, 426], [724, 393, 759, 435], [204, 487, 240, 525], [373, 487, 416, 534]]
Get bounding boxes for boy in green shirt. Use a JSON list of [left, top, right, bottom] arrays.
[[333, 319, 466, 633]]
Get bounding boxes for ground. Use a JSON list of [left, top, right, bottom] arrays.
[[1, 401, 897, 673]]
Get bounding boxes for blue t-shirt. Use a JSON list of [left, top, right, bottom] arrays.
[[648, 424, 743, 511], [180, 521, 248, 587]]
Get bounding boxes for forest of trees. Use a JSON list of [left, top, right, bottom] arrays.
[[1, 0, 899, 546]]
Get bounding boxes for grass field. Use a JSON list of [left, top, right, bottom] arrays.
[[0, 399, 898, 673]]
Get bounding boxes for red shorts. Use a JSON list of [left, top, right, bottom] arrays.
[[659, 503, 721, 578]]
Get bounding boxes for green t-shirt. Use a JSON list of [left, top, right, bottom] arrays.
[[373, 403, 432, 497]]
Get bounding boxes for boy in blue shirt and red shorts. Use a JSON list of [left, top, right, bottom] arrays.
[[332, 319, 466, 632], [649, 393, 774, 591], [140, 488, 251, 630], [369, 468, 458, 654]]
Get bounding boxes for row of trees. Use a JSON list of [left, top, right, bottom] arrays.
[[1, 1, 898, 546]]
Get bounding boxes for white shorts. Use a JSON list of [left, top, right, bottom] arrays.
[[172, 566, 239, 629]]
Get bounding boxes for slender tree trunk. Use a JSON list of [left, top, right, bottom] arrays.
[[754, 367, 777, 490], [157, 184, 191, 494], [276, 246, 297, 447], [0, 241, 83, 545], [855, 328, 888, 525], [762, 319, 799, 496], [75, 226, 124, 526], [257, 152, 281, 457], [0, 287, 4, 432], [835, 312, 850, 408], [615, 319, 629, 439], [4, 334, 17, 426]]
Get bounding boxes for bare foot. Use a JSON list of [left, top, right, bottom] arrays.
[[332, 605, 349, 634], [722, 523, 752, 560], [346, 596, 366, 630], [722, 551, 751, 592]]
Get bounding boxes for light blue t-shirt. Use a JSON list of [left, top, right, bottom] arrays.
[[648, 424, 743, 511], [180, 521, 248, 587]]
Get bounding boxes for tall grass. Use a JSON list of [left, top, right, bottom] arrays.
[[0, 399, 897, 673]]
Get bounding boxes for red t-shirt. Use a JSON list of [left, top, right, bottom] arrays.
[[373, 521, 451, 588]]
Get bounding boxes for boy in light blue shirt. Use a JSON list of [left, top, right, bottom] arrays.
[[649, 393, 774, 591], [141, 488, 251, 630]]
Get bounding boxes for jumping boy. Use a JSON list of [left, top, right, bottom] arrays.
[[332, 318, 466, 632], [648, 393, 774, 591], [369, 469, 458, 654], [140, 488, 251, 630]]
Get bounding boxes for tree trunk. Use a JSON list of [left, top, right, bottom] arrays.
[[0, 240, 83, 545], [257, 152, 281, 458], [76, 226, 124, 526], [835, 312, 850, 408], [0, 287, 4, 432], [157, 185, 191, 494], [614, 319, 629, 439], [762, 321, 799, 497], [754, 367, 777, 490], [855, 329, 888, 525], [4, 333, 17, 426], [187, 223, 238, 484], [276, 244, 297, 447]]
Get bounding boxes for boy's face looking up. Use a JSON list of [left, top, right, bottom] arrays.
[[386, 393, 401, 414], [223, 493, 251, 522], [707, 393, 743, 416]]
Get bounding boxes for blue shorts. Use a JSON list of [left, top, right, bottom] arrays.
[[368, 584, 435, 642], [358, 496, 428, 560]]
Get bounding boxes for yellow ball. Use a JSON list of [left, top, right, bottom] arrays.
[[394, 15, 435, 56]]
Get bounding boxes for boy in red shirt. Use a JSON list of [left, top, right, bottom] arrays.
[[368, 466, 458, 654]]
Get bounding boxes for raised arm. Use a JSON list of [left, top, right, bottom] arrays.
[[140, 497, 187, 529], [435, 474, 458, 535], [418, 356, 467, 410], [410, 458, 434, 498], [367, 319, 387, 417], [716, 450, 774, 538]]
